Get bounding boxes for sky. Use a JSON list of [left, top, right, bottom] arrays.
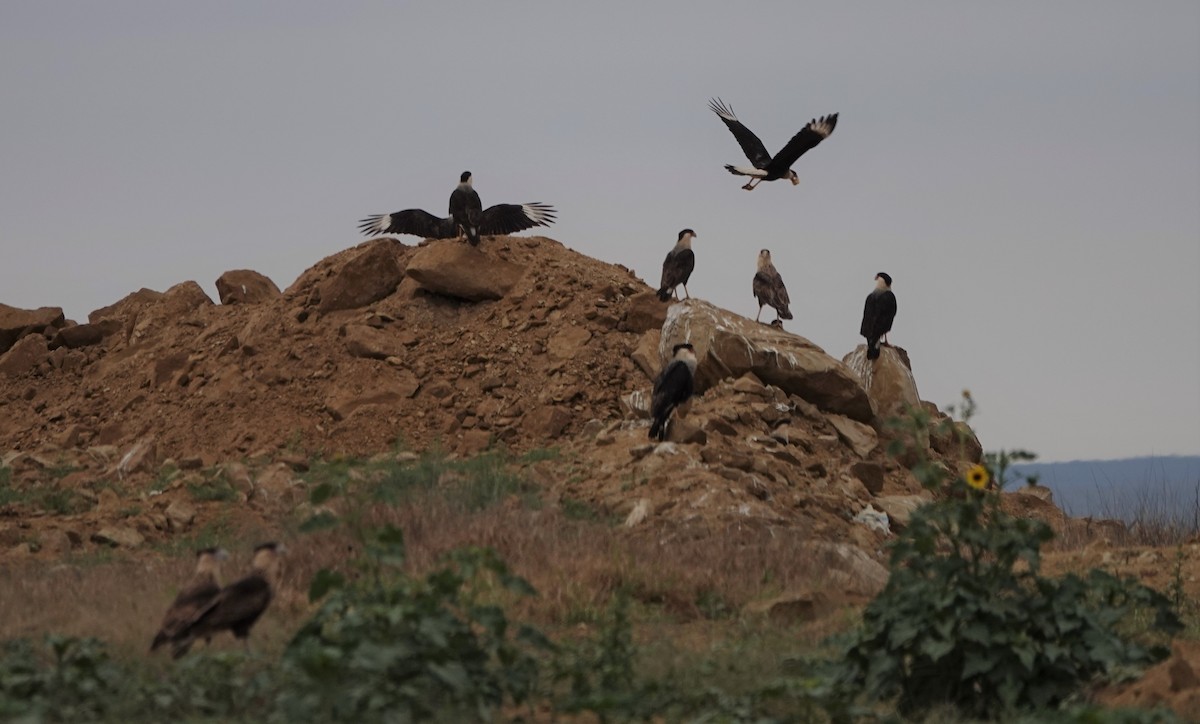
[[1, 2, 1197, 463]]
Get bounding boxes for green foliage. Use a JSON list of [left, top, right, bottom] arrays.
[[0, 635, 123, 722], [837, 402, 1182, 719], [187, 471, 239, 502], [279, 526, 550, 722]]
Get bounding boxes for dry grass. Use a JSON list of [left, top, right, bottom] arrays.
[[0, 480, 856, 669]]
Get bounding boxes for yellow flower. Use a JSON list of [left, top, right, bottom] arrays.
[[966, 464, 990, 490]]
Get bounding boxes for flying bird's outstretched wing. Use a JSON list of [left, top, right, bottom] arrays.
[[358, 209, 457, 239], [478, 203, 557, 236], [709, 98, 772, 169], [766, 113, 839, 175]]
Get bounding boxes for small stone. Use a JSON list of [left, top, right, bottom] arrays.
[[91, 526, 145, 549]]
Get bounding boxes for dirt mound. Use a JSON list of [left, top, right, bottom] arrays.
[[1098, 640, 1200, 719]]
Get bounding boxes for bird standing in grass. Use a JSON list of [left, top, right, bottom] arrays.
[[167, 542, 285, 658], [709, 98, 838, 190], [657, 229, 697, 302], [358, 172, 556, 245], [860, 272, 897, 360], [753, 249, 793, 324], [150, 547, 228, 655], [649, 343, 697, 441]]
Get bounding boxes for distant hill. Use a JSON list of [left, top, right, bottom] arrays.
[[1011, 456, 1200, 521]]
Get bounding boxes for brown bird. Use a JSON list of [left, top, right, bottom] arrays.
[[657, 228, 697, 301], [753, 249, 793, 323], [150, 547, 228, 654], [168, 542, 285, 658]]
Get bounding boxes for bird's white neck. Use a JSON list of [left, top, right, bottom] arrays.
[[874, 277, 889, 291], [677, 235, 693, 250], [676, 348, 698, 371]]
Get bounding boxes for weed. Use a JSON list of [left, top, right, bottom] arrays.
[[187, 472, 238, 503]]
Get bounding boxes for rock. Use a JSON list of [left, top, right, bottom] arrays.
[[732, 373, 767, 396], [624, 290, 668, 333], [158, 281, 215, 318], [0, 334, 49, 377], [38, 529, 75, 555], [458, 430, 492, 455], [523, 405, 572, 439], [665, 418, 706, 445], [344, 324, 407, 360], [88, 287, 162, 324], [826, 414, 878, 457], [215, 269, 282, 305], [630, 330, 661, 380], [853, 504, 891, 533], [745, 591, 830, 624], [92, 525, 145, 548], [801, 541, 890, 597], [547, 326, 592, 359], [117, 438, 157, 479], [325, 371, 421, 420], [849, 461, 885, 494], [660, 300, 872, 422], [622, 390, 652, 419], [844, 345, 929, 462], [255, 463, 301, 504], [0, 303, 64, 354], [873, 495, 931, 529], [405, 241, 525, 301], [48, 319, 122, 350], [624, 498, 652, 527], [318, 239, 406, 313], [164, 501, 196, 530]]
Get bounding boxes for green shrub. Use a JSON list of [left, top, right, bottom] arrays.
[[838, 405, 1181, 719], [0, 635, 123, 722], [280, 526, 550, 722]]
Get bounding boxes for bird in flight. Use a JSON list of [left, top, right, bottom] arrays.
[[709, 98, 838, 190], [359, 171, 556, 245]]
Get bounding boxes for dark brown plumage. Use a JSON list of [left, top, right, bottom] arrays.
[[150, 547, 227, 654], [753, 249, 792, 323], [709, 98, 839, 190], [657, 229, 696, 302], [167, 542, 284, 658], [358, 172, 556, 245]]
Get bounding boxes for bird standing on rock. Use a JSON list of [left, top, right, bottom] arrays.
[[709, 98, 839, 190], [860, 272, 897, 360], [657, 229, 697, 302], [358, 172, 556, 245], [753, 249, 793, 324], [649, 343, 697, 441]]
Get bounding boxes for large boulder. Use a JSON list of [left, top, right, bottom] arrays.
[[88, 288, 163, 324], [0, 334, 49, 377], [0, 303, 64, 354], [624, 291, 668, 334], [49, 319, 123, 350], [405, 242, 526, 302], [215, 269, 282, 305], [843, 345, 920, 421], [317, 239, 407, 313], [659, 299, 873, 422]]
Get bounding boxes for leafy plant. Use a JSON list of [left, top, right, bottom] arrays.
[[280, 525, 551, 722], [837, 402, 1182, 719], [0, 635, 123, 721]]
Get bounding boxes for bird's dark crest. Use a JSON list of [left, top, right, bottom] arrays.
[[460, 170, 472, 182], [672, 343, 694, 356], [876, 272, 893, 286], [678, 228, 695, 240]]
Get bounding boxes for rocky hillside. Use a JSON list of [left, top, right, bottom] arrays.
[[1, 233, 992, 558]]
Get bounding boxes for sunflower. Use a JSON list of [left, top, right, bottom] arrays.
[[966, 464, 990, 490]]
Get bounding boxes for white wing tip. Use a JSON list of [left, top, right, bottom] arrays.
[[522, 203, 557, 227]]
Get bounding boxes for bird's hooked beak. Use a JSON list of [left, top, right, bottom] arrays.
[[789, 171, 800, 186]]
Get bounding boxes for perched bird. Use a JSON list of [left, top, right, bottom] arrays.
[[150, 547, 228, 654], [167, 542, 285, 658], [860, 272, 897, 360], [448, 170, 484, 244], [649, 343, 698, 441], [709, 98, 838, 191], [358, 172, 556, 245], [753, 249, 793, 323], [657, 228, 697, 302]]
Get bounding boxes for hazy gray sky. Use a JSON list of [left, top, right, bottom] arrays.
[[2, 2, 1197, 462]]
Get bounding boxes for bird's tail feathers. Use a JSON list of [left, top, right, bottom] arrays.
[[724, 165, 766, 178], [657, 287, 672, 302], [866, 338, 881, 360], [778, 307, 794, 320], [149, 633, 167, 652], [649, 417, 664, 441]]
